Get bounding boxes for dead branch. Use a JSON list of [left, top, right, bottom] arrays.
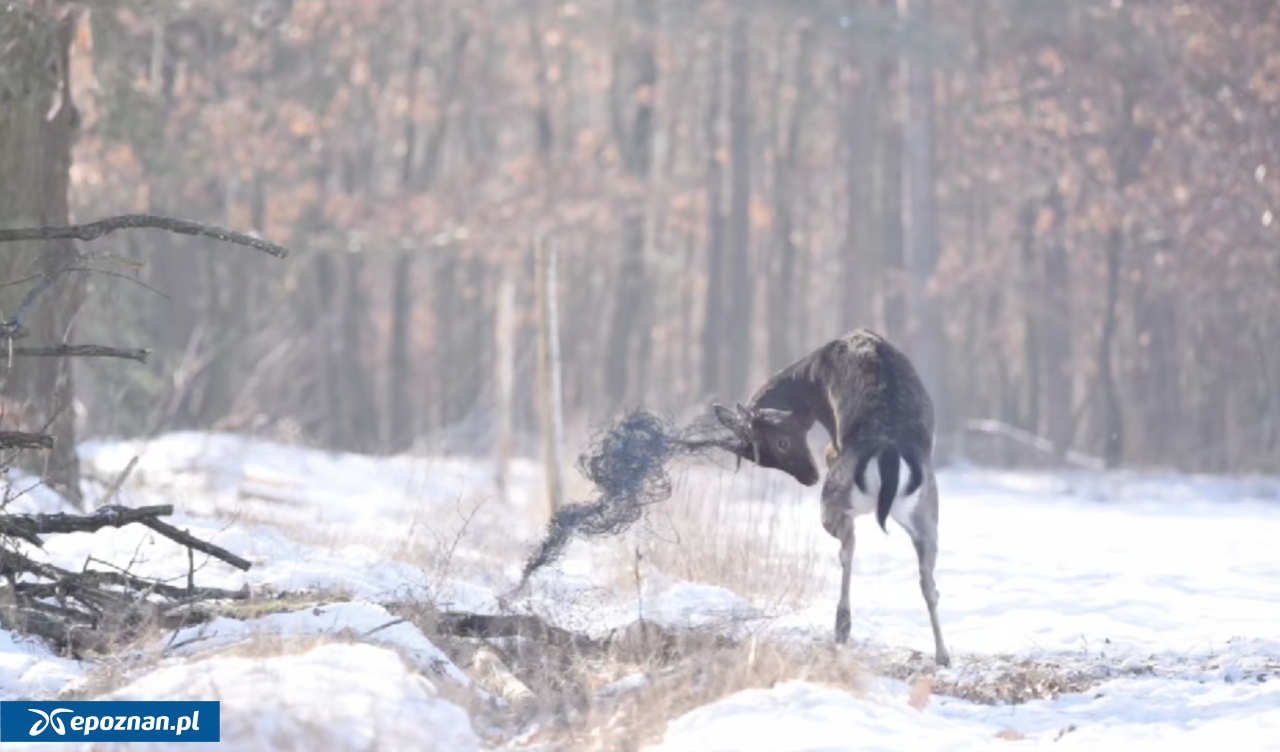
[[9, 344, 151, 362], [138, 516, 252, 571], [0, 503, 252, 656], [0, 431, 54, 450], [0, 213, 290, 259], [4, 504, 173, 542]]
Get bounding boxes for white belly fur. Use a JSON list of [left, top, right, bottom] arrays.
[[850, 455, 921, 535]]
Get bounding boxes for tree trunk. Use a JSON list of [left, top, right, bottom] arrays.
[[1041, 187, 1073, 456], [767, 24, 813, 370], [604, 0, 656, 408], [387, 252, 414, 451], [0, 6, 82, 503], [841, 33, 874, 334], [1097, 227, 1124, 467], [1018, 199, 1041, 434], [900, 0, 947, 431], [877, 20, 906, 343], [723, 13, 753, 397], [701, 39, 726, 397]]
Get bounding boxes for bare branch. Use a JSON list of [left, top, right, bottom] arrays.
[[0, 214, 290, 259], [9, 344, 151, 362], [3, 504, 172, 541], [138, 517, 253, 571]]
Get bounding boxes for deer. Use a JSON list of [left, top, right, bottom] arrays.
[[712, 328, 951, 667]]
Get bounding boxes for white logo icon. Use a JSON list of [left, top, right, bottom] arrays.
[[28, 708, 73, 736]]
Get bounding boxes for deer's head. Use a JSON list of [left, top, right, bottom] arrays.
[[712, 402, 820, 486]]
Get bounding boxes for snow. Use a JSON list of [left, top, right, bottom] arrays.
[[5, 643, 480, 752], [163, 601, 472, 686], [1, 431, 1279, 750]]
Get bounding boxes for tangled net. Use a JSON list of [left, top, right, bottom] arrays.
[[510, 408, 741, 594]]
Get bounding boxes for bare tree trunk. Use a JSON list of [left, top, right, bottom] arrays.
[[767, 24, 813, 370], [340, 252, 377, 452], [0, 6, 82, 503], [1133, 278, 1179, 464], [494, 269, 515, 502], [1041, 186, 1073, 455], [900, 0, 947, 430], [535, 239, 565, 514], [841, 31, 874, 334], [723, 13, 753, 397], [605, 0, 656, 407], [387, 252, 414, 451], [701, 39, 726, 397], [877, 29, 906, 343], [1017, 199, 1041, 433], [1097, 228, 1124, 467]]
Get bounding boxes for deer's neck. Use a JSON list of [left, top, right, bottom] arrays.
[[748, 361, 837, 441]]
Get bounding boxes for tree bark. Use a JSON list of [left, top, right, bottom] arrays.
[[767, 24, 813, 370], [1041, 186, 1073, 456], [605, 0, 657, 408], [0, 6, 82, 503], [900, 0, 947, 431], [387, 252, 414, 451], [1097, 227, 1124, 468], [701, 39, 726, 397], [723, 13, 753, 397]]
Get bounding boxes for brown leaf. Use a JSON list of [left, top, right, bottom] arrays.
[[908, 677, 934, 710], [995, 729, 1025, 741]]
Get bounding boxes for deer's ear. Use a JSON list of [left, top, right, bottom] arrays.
[[753, 408, 793, 427], [714, 403, 747, 431], [714, 403, 756, 444]]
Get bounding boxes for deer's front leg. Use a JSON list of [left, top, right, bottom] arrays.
[[821, 473, 856, 644]]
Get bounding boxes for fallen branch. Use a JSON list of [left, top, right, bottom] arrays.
[[0, 214, 290, 259], [138, 517, 252, 572], [0, 503, 252, 656], [4, 504, 173, 541], [9, 344, 151, 362]]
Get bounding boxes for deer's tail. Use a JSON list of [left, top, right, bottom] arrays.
[[860, 445, 924, 534], [874, 448, 900, 533]]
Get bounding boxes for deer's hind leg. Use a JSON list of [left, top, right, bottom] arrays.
[[907, 474, 951, 667]]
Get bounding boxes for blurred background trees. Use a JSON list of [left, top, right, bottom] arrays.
[[6, 0, 1279, 475]]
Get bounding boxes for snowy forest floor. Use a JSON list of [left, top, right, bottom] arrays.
[[2, 431, 1279, 750]]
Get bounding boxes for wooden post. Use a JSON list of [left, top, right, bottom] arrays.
[[494, 269, 516, 504], [534, 237, 565, 515]]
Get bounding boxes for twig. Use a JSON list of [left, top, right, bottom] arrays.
[[9, 345, 151, 362], [0, 214, 290, 259], [98, 455, 140, 508], [364, 618, 407, 637]]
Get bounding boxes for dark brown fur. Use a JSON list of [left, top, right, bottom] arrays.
[[713, 329, 950, 666]]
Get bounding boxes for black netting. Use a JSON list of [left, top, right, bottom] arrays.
[[512, 408, 742, 591]]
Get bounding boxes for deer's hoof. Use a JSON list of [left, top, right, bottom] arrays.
[[936, 651, 952, 668], [835, 606, 851, 644]]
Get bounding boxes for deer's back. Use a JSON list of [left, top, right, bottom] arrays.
[[813, 329, 935, 458]]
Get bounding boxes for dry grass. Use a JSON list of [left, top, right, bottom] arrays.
[[390, 596, 864, 752], [883, 653, 1107, 705], [629, 468, 825, 611]]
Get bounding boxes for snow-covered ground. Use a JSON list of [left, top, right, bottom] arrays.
[[2, 431, 1279, 750]]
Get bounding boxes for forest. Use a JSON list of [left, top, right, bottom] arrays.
[[4, 0, 1279, 487]]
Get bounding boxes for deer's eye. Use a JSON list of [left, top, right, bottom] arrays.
[[776, 437, 790, 452]]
